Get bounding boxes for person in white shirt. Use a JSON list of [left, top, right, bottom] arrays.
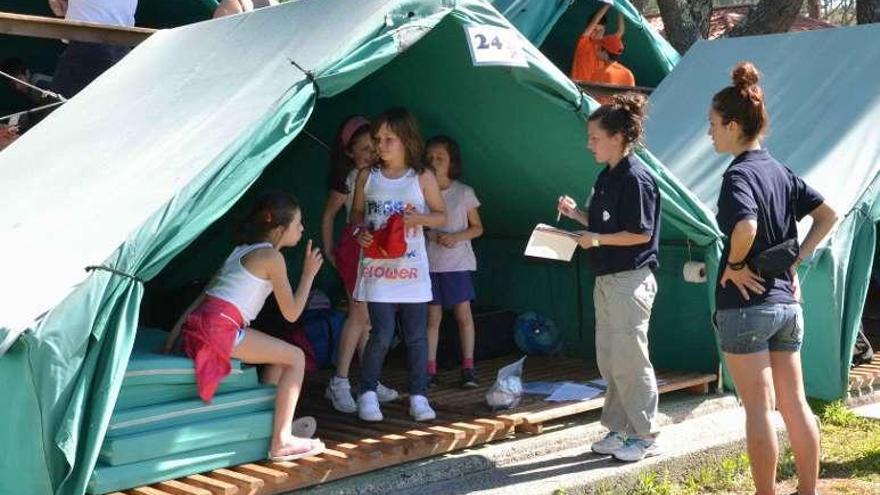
[[47, 0, 137, 97]]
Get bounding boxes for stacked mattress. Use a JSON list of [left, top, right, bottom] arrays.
[[89, 328, 275, 494]]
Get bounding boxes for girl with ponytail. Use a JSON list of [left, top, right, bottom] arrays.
[[710, 62, 837, 495]]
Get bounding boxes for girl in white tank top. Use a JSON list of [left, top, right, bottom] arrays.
[[163, 193, 326, 462], [349, 109, 447, 423]]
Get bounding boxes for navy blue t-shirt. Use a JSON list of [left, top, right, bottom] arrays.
[[715, 149, 825, 309], [585, 154, 661, 276]]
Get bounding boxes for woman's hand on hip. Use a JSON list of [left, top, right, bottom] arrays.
[[720, 265, 765, 301]]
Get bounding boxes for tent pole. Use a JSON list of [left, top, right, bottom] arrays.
[[0, 11, 155, 46]]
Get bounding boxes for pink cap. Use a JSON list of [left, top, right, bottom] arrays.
[[340, 116, 371, 148]]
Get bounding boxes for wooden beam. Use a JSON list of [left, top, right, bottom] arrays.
[[0, 11, 156, 46]]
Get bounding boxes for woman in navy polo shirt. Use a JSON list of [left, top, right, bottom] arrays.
[[557, 92, 661, 463], [710, 63, 837, 495]]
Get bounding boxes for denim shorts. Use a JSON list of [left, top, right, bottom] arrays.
[[714, 304, 803, 354]]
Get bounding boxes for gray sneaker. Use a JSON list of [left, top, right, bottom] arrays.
[[591, 431, 626, 455], [376, 381, 399, 403], [325, 376, 357, 413], [612, 437, 660, 462]]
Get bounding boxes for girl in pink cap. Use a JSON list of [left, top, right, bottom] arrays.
[[321, 116, 400, 413]]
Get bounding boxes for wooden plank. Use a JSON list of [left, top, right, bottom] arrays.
[[154, 480, 212, 495], [207, 469, 263, 495], [181, 475, 238, 495], [233, 464, 289, 485], [131, 488, 175, 495], [517, 421, 544, 435], [0, 11, 155, 46]]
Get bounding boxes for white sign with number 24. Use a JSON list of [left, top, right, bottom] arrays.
[[465, 25, 528, 68]]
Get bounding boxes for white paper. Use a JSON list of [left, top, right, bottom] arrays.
[[524, 223, 580, 262], [546, 382, 604, 402], [523, 381, 564, 395], [465, 25, 529, 68]]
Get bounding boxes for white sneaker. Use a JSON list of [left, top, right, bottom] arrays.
[[376, 381, 400, 403], [357, 391, 383, 422], [325, 376, 357, 414], [612, 437, 660, 462], [591, 431, 626, 455], [409, 394, 436, 422]]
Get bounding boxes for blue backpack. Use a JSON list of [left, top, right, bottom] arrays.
[[300, 308, 346, 369]]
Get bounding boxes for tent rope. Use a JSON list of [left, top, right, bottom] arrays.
[[0, 69, 67, 103], [85, 265, 144, 284], [287, 57, 320, 99]]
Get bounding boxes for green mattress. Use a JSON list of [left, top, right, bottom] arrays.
[[99, 410, 273, 465], [123, 328, 245, 387], [115, 367, 260, 410], [88, 438, 270, 494], [108, 387, 276, 437]]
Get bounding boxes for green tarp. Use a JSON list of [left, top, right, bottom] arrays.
[[0, 1, 721, 493], [645, 24, 880, 400], [492, 0, 680, 87]]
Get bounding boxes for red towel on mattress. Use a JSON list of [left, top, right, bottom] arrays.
[[180, 295, 243, 403]]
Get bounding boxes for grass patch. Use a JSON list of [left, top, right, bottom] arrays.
[[624, 401, 880, 495]]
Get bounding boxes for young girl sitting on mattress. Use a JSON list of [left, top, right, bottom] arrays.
[[164, 191, 324, 461]]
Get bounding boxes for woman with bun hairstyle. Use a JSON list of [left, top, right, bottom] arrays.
[[710, 62, 837, 495], [556, 92, 662, 463]]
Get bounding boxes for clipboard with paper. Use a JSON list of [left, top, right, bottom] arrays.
[[524, 223, 581, 262]]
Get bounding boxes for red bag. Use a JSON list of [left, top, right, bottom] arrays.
[[364, 212, 407, 259], [333, 224, 361, 295]]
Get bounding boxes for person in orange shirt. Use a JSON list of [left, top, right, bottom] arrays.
[[594, 35, 636, 87], [571, 3, 623, 82]]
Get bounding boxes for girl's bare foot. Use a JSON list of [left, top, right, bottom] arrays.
[[268, 437, 325, 461]]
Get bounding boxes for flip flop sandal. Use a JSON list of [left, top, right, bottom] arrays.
[[292, 416, 317, 439], [268, 439, 325, 462]]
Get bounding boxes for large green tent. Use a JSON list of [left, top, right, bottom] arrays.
[[0, 0, 721, 493], [491, 0, 680, 87], [645, 24, 880, 401]]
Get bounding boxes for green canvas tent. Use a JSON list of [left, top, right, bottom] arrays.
[[491, 0, 680, 87], [0, 0, 722, 493], [645, 24, 880, 401]]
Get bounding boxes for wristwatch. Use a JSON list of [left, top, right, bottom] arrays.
[[727, 259, 747, 271], [591, 234, 600, 248]]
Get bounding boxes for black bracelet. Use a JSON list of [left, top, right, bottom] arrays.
[[727, 259, 747, 271]]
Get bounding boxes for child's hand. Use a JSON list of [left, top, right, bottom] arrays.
[[404, 207, 421, 236], [437, 233, 458, 248], [302, 240, 324, 278], [356, 229, 374, 249]]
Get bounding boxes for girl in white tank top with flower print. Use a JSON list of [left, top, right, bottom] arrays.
[[350, 108, 447, 423]]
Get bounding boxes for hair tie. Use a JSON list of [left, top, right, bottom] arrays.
[[264, 211, 273, 223]]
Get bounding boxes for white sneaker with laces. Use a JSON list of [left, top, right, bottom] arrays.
[[612, 437, 660, 462], [324, 376, 357, 413], [357, 391, 383, 422], [409, 394, 436, 421], [376, 381, 400, 403], [591, 431, 626, 455]]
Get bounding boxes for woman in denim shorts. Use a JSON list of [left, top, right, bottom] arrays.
[[709, 63, 838, 495]]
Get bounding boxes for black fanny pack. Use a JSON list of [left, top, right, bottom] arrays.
[[748, 238, 799, 278]]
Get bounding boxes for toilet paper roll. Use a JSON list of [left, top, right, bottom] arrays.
[[683, 261, 707, 283]]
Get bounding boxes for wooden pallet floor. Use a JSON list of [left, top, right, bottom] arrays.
[[849, 355, 880, 394], [106, 354, 716, 495]]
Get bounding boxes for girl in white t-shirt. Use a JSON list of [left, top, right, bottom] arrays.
[[424, 136, 484, 388], [320, 116, 399, 413]]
